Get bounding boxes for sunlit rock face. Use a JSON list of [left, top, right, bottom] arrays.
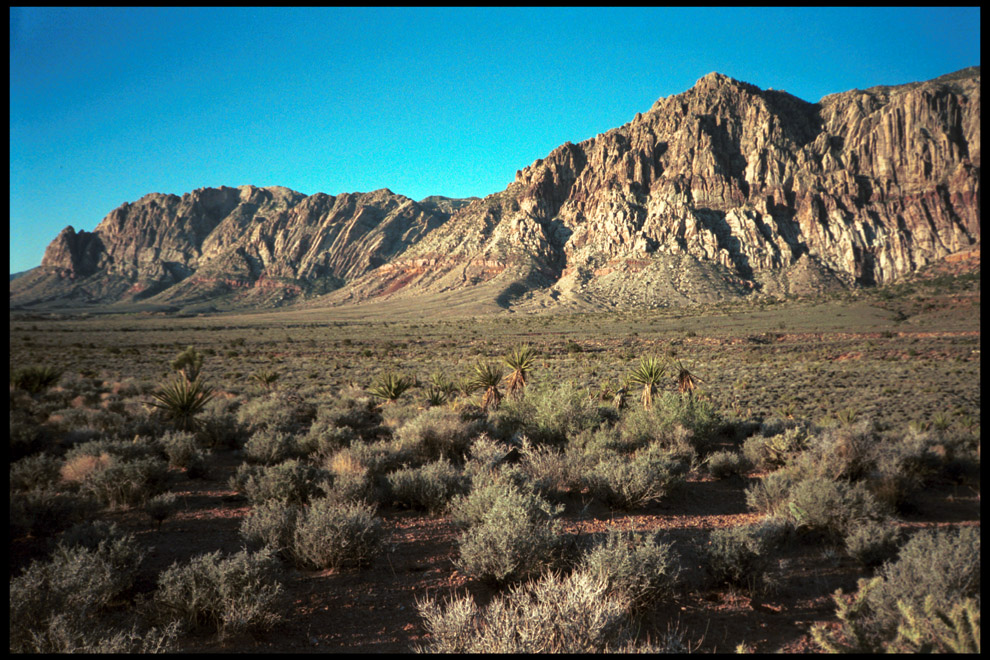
[[16, 67, 979, 310]]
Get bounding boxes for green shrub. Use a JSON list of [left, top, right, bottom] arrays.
[[300, 424, 358, 461], [867, 527, 980, 634], [239, 500, 300, 559], [57, 520, 118, 549], [292, 497, 385, 570], [742, 425, 809, 470], [65, 436, 161, 463], [706, 450, 749, 479], [244, 429, 300, 465], [516, 438, 580, 497], [17, 616, 179, 654], [10, 453, 62, 491], [236, 391, 316, 435], [197, 399, 245, 449], [523, 380, 615, 446], [396, 406, 480, 463], [78, 456, 170, 509], [11, 365, 62, 395], [160, 429, 208, 470], [462, 434, 512, 487], [844, 520, 904, 569], [808, 420, 879, 481], [453, 481, 566, 585], [703, 523, 777, 596], [145, 492, 180, 528], [326, 438, 415, 481], [584, 444, 685, 510], [61, 441, 170, 508], [813, 527, 980, 652], [416, 569, 633, 652], [155, 548, 283, 639], [10, 489, 100, 540], [11, 532, 145, 652], [579, 528, 682, 612], [231, 459, 330, 505], [785, 478, 887, 539], [311, 391, 382, 437], [385, 458, 469, 514]]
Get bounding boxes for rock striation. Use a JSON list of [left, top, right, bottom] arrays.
[[12, 67, 980, 310], [345, 67, 980, 308], [14, 186, 468, 308]]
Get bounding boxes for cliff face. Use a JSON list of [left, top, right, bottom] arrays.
[[16, 185, 464, 307], [350, 67, 979, 308], [14, 67, 979, 310]]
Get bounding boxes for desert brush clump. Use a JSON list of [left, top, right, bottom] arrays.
[[784, 478, 888, 540], [415, 569, 635, 653], [239, 499, 300, 559], [396, 406, 481, 463], [236, 390, 317, 435], [578, 528, 683, 612], [450, 480, 567, 585], [583, 443, 687, 510], [812, 527, 980, 652], [9, 452, 63, 492], [291, 497, 386, 570], [702, 520, 786, 597], [843, 519, 904, 569], [10, 488, 100, 542], [231, 459, 331, 505], [159, 429, 210, 476], [145, 491, 180, 529], [385, 458, 470, 514], [705, 450, 750, 479], [11, 528, 146, 652], [59, 439, 170, 509], [243, 428, 301, 465], [154, 548, 283, 640]]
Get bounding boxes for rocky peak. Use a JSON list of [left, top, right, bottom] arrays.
[[14, 67, 980, 312]]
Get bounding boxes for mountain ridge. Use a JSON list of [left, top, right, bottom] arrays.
[[11, 66, 980, 312]]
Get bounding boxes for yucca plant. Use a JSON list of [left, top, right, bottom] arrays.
[[470, 362, 505, 413], [426, 387, 448, 407], [367, 372, 414, 405], [429, 371, 458, 398], [251, 369, 280, 390], [503, 346, 536, 398], [628, 357, 667, 409], [674, 360, 702, 397], [150, 377, 216, 432], [171, 346, 205, 383], [11, 365, 62, 395]]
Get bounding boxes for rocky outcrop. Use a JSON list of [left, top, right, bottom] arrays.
[[15, 185, 460, 308], [350, 67, 978, 308], [13, 67, 980, 311]]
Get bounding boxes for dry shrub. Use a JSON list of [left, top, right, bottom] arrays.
[[61, 453, 112, 484]]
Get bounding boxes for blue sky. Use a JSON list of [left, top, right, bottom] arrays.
[[9, 7, 981, 274]]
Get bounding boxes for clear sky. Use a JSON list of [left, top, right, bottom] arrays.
[[9, 7, 981, 274]]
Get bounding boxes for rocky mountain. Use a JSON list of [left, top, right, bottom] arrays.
[[11, 67, 980, 311], [12, 186, 472, 308]]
